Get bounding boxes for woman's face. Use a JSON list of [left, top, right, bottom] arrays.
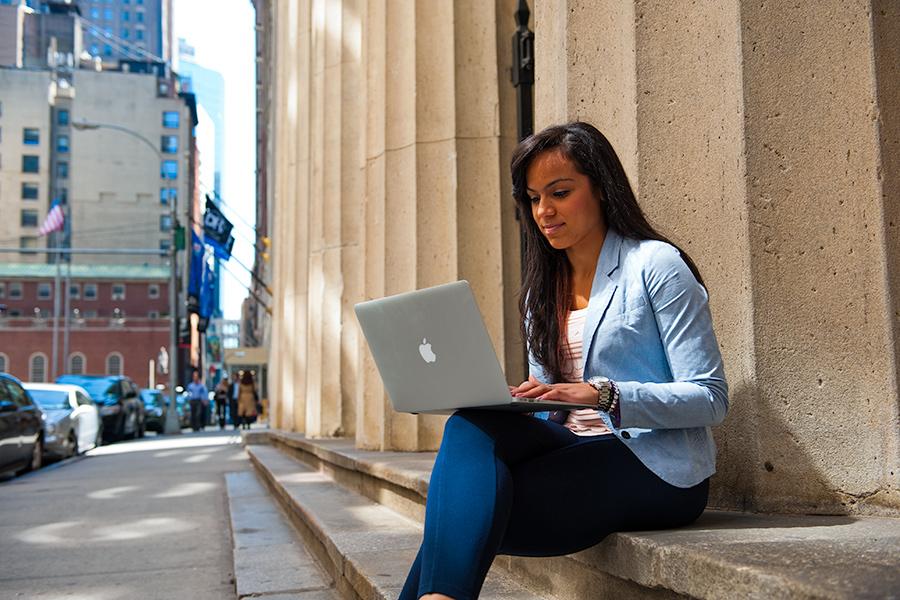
[[526, 149, 606, 253]]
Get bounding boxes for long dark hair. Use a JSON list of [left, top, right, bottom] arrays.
[[511, 122, 705, 383]]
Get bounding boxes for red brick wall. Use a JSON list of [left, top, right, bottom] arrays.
[[2, 280, 170, 319], [0, 321, 170, 388]]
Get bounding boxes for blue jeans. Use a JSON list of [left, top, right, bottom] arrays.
[[399, 410, 708, 600]]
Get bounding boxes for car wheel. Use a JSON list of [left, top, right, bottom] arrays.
[[95, 426, 104, 447], [137, 416, 146, 438], [24, 435, 43, 473], [67, 431, 78, 457]]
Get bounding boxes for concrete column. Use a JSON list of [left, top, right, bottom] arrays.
[[357, 0, 506, 450], [495, 0, 525, 386], [304, 0, 362, 438], [272, 0, 299, 431], [535, 0, 900, 516], [737, 0, 899, 515]]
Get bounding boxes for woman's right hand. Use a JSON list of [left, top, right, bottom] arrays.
[[509, 374, 554, 398]]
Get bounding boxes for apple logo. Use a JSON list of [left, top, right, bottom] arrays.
[[419, 338, 437, 363]]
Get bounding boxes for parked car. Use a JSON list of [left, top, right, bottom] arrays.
[[140, 388, 168, 433], [0, 373, 44, 476], [176, 393, 190, 428], [55, 375, 145, 442], [23, 383, 102, 458]]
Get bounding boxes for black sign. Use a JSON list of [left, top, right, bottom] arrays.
[[202, 197, 233, 247]]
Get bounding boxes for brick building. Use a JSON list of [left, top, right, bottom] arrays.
[[0, 263, 169, 387]]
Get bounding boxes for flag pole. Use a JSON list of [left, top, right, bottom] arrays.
[[51, 228, 62, 380], [62, 203, 72, 372]]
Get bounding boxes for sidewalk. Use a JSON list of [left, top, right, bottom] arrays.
[[0, 429, 255, 599]]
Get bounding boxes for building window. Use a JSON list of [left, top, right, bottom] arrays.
[[57, 135, 69, 153], [162, 111, 180, 129], [57, 161, 69, 178], [160, 214, 172, 231], [103, 8, 113, 20], [135, 29, 144, 41], [22, 155, 39, 173], [68, 353, 86, 375], [0, 283, 4, 299], [104, 44, 112, 56], [69, 283, 80, 299], [148, 284, 160, 299], [148, 310, 159, 319], [159, 188, 169, 205], [37, 283, 51, 300], [22, 182, 39, 200], [84, 283, 97, 300], [23, 128, 39, 145], [0, 354, 7, 373], [9, 283, 23, 299], [90, 6, 99, 18], [160, 239, 171, 252], [58, 109, 69, 126], [19, 237, 38, 253], [106, 352, 123, 376], [122, 10, 129, 21], [161, 135, 178, 154], [136, 10, 144, 22], [82, 310, 97, 318], [161, 160, 178, 179], [29, 353, 47, 382], [90, 44, 99, 55], [111, 283, 125, 300], [122, 28, 129, 38], [21, 209, 38, 227]]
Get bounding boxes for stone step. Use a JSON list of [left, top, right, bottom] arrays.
[[225, 470, 341, 599], [246, 442, 551, 600], [250, 430, 900, 600]]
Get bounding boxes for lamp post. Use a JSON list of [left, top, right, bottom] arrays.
[[72, 119, 182, 435]]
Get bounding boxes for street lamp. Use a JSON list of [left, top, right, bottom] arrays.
[[72, 119, 182, 435]]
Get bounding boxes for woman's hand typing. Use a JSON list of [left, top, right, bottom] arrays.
[[509, 375, 598, 406]]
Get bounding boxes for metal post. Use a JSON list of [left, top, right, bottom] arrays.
[[164, 192, 181, 434], [62, 207, 72, 373], [511, 0, 535, 142], [51, 237, 61, 380]]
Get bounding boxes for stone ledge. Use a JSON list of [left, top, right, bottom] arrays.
[[246, 442, 552, 600], [246, 431, 900, 600], [225, 470, 339, 600]]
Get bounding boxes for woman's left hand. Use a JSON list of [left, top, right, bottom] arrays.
[[511, 377, 598, 405]]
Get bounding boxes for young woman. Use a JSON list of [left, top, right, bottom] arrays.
[[398, 122, 729, 600]]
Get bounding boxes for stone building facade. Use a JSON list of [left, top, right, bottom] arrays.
[[259, 0, 899, 518]]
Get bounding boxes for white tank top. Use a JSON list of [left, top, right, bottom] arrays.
[[562, 307, 611, 436]]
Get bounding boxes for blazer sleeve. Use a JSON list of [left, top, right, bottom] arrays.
[[615, 244, 729, 429]]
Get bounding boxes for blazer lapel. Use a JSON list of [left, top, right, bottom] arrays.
[[581, 229, 623, 374]]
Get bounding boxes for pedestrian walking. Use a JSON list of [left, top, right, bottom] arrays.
[[214, 375, 230, 430], [398, 122, 729, 600], [236, 371, 259, 430], [229, 371, 241, 429], [187, 370, 207, 432]]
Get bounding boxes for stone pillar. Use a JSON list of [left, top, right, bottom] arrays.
[[304, 0, 362, 438], [357, 0, 506, 450], [535, 0, 900, 516], [736, 0, 899, 515]]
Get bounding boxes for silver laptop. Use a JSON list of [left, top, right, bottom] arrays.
[[354, 280, 598, 414]]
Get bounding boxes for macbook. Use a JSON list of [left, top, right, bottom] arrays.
[[354, 280, 598, 414]]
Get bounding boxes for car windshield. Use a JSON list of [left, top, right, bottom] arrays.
[[58, 378, 117, 403], [141, 391, 163, 406], [27, 389, 70, 410]]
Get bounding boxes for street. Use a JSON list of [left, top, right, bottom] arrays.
[[0, 430, 250, 599]]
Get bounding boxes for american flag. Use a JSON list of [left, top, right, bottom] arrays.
[[38, 200, 65, 236]]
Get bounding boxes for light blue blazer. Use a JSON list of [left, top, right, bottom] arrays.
[[530, 228, 729, 488]]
